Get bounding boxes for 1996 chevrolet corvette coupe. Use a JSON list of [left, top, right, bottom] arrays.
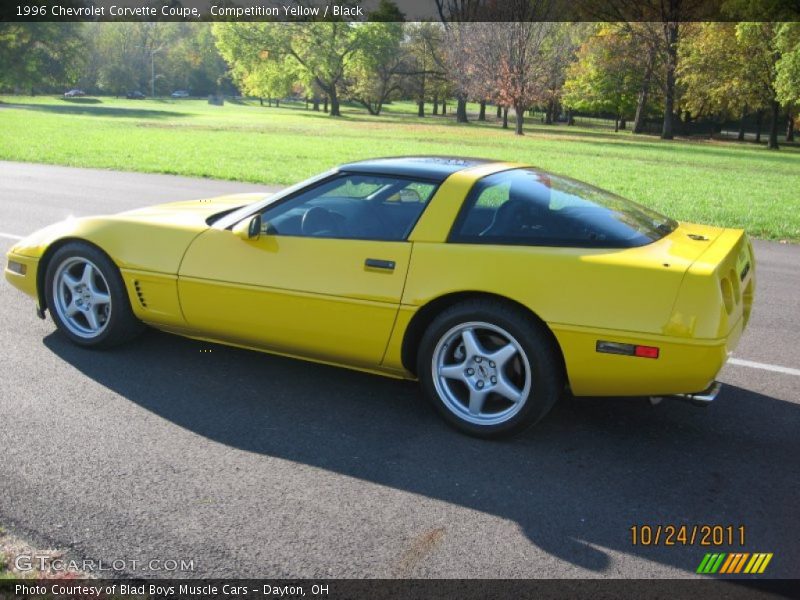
[[6, 157, 754, 437]]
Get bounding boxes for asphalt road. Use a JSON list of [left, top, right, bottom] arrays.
[[1, 161, 798, 580]]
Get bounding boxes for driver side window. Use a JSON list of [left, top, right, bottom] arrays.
[[260, 174, 436, 241]]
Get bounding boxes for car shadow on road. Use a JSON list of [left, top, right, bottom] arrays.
[[43, 329, 800, 577]]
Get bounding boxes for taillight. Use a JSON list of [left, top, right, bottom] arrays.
[[634, 345, 660, 359]]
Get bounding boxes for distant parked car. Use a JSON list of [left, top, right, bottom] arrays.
[[126, 91, 146, 100], [171, 90, 190, 98], [63, 89, 85, 98]]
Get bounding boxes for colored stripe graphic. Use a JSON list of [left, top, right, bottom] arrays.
[[720, 553, 750, 573], [744, 554, 760, 573], [719, 554, 737, 573], [696, 554, 713, 573], [758, 554, 773, 573], [700, 553, 773, 574], [698, 553, 727, 573], [733, 553, 750, 573]]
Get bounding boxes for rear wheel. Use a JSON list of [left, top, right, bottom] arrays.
[[45, 242, 144, 348], [418, 300, 562, 438]]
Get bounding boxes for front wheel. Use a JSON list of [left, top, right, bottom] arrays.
[[418, 300, 563, 438], [45, 242, 144, 348]]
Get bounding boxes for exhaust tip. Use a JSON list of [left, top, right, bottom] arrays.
[[673, 382, 722, 407]]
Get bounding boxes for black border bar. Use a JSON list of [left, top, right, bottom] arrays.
[[2, 578, 800, 600], [2, 0, 800, 23]]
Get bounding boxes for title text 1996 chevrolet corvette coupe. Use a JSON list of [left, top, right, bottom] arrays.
[[5, 157, 754, 437]]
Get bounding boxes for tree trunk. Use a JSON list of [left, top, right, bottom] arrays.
[[502, 107, 508, 129], [432, 95, 438, 115], [361, 101, 377, 116], [276, 99, 280, 108], [514, 103, 524, 135], [567, 108, 575, 126], [767, 100, 780, 149], [313, 96, 320, 111], [259, 98, 264, 106], [787, 111, 795, 142], [496, 105, 502, 119], [661, 23, 679, 140], [329, 87, 340, 117], [545, 101, 553, 125], [737, 110, 746, 141], [323, 96, 329, 113], [478, 101, 486, 121], [614, 117, 619, 132], [305, 97, 309, 109], [442, 98, 447, 115], [755, 110, 763, 143], [417, 99, 425, 117], [619, 118, 626, 130], [456, 97, 468, 123], [267, 98, 271, 107], [633, 47, 655, 134]]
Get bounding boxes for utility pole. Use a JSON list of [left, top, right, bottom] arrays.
[[150, 47, 162, 97], [136, 45, 162, 97]]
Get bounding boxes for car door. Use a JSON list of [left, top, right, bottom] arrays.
[[177, 173, 437, 369]]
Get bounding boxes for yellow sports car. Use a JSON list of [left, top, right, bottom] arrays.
[[5, 157, 754, 437]]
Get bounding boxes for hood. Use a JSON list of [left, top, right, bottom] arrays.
[[8, 193, 269, 274], [117, 193, 267, 226]]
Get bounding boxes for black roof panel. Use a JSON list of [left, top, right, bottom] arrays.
[[338, 156, 494, 182]]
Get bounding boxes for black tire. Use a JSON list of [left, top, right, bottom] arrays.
[[44, 242, 144, 348], [417, 299, 563, 439]]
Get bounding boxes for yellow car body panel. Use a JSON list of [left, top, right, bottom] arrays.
[[178, 230, 411, 368], [5, 160, 754, 398], [408, 162, 521, 242]]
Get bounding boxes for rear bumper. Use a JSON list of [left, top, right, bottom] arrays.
[[553, 316, 743, 397]]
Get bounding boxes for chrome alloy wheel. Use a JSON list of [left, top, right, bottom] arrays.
[[52, 257, 112, 338], [432, 321, 532, 426]]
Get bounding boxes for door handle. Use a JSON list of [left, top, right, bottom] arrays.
[[365, 258, 396, 271]]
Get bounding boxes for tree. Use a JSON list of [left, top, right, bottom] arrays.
[[166, 24, 229, 96], [405, 22, 445, 117], [775, 22, 800, 129], [347, 21, 405, 115], [462, 21, 553, 135], [563, 25, 645, 131], [736, 22, 785, 149], [90, 22, 228, 97], [678, 22, 763, 138], [243, 56, 297, 105], [539, 23, 584, 125], [442, 23, 472, 122], [583, 1, 709, 139], [0, 23, 85, 93], [214, 21, 362, 117]]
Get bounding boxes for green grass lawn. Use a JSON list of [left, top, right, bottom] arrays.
[[1, 95, 798, 241]]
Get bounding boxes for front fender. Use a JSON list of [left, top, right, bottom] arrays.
[[7, 215, 206, 323], [10, 216, 204, 275]]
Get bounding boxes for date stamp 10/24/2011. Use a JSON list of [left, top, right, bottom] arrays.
[[630, 524, 746, 547]]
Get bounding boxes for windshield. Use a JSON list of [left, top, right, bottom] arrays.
[[211, 169, 338, 230], [450, 168, 677, 248]]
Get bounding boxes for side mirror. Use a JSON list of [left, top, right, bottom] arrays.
[[233, 214, 262, 241]]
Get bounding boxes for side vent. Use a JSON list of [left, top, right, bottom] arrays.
[[133, 280, 148, 308]]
